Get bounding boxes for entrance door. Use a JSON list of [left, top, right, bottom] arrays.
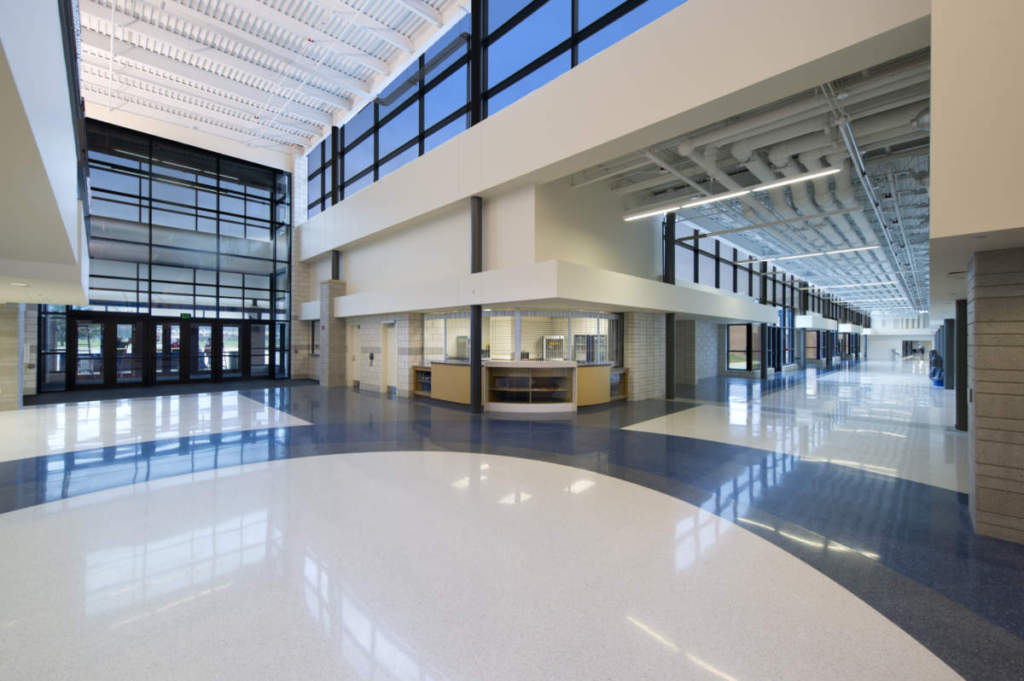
[[189, 323, 214, 381], [154, 322, 181, 382], [114, 321, 144, 384], [74, 320, 105, 387], [250, 323, 271, 377], [221, 324, 243, 379]]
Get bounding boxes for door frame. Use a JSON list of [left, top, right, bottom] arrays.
[[65, 311, 274, 389]]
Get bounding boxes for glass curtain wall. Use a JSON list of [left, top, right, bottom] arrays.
[[37, 120, 291, 391], [673, 228, 871, 327], [307, 0, 689, 216]]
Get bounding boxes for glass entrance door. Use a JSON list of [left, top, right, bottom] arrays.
[[155, 323, 181, 382], [74, 320, 104, 386], [250, 323, 271, 377], [190, 324, 214, 380], [221, 324, 242, 379], [115, 322, 143, 384]]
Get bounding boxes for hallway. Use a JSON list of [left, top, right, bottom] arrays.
[[0, 362, 1021, 679]]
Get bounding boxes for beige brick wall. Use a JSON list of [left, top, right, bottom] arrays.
[[968, 247, 1024, 544], [624, 311, 665, 400], [677, 318, 720, 385], [0, 303, 24, 411], [348, 313, 424, 396], [22, 304, 37, 396]]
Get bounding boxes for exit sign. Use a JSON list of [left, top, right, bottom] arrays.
[[180, 313, 192, 319]]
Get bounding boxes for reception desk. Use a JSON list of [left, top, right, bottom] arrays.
[[413, 361, 628, 411]]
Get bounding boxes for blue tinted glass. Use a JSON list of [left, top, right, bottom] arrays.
[[307, 141, 323, 169], [487, 0, 570, 88], [487, 0, 533, 32], [425, 115, 467, 153], [487, 52, 570, 115], [307, 176, 320, 206], [577, 0, 620, 27], [379, 145, 419, 177], [578, 0, 686, 63], [378, 61, 420, 118], [378, 102, 418, 157], [346, 172, 373, 197], [345, 105, 374, 143], [425, 65, 467, 128], [345, 136, 373, 180], [308, 201, 321, 218], [426, 15, 470, 77]]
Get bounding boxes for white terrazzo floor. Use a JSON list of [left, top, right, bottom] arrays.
[[0, 451, 961, 680]]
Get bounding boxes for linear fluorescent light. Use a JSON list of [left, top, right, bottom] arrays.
[[805, 280, 897, 290], [623, 168, 842, 222], [758, 167, 841, 191], [624, 204, 684, 222], [737, 245, 879, 264], [683, 187, 752, 208]]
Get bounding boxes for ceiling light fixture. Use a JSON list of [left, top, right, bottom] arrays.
[[623, 167, 841, 222], [8, 282, 28, 287], [736, 245, 879, 265], [803, 280, 897, 290]]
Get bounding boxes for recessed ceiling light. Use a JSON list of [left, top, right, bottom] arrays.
[[8, 282, 28, 287]]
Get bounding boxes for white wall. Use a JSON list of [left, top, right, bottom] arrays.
[[339, 187, 536, 297], [866, 334, 932, 360], [535, 178, 660, 280], [932, 0, 1024, 239], [0, 0, 89, 304], [298, 0, 929, 262]]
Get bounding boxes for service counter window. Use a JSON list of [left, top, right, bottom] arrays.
[[422, 310, 621, 365], [521, 315, 570, 360]]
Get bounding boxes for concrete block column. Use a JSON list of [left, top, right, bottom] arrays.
[[968, 247, 1024, 544], [624, 311, 665, 401], [0, 303, 25, 411], [317, 280, 347, 387]]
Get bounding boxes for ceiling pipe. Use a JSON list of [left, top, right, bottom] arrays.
[[767, 102, 928, 168], [683, 61, 929, 151]]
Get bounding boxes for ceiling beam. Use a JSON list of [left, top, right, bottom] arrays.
[[242, 0, 390, 75], [323, 1, 414, 52], [391, 0, 443, 26], [159, 0, 374, 97], [82, 86, 301, 148], [571, 158, 654, 187], [80, 27, 332, 128], [80, 51, 321, 135], [80, 0, 349, 111], [81, 67, 314, 144]]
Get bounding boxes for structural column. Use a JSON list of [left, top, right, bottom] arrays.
[[470, 196, 483, 413], [955, 298, 968, 431], [664, 212, 676, 399], [317, 279, 347, 387], [0, 303, 24, 411], [968, 247, 1024, 544]]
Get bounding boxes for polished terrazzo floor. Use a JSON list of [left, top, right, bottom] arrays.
[[1, 360, 1022, 680]]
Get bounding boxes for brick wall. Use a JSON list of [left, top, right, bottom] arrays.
[[968, 247, 1024, 544], [624, 311, 665, 400], [676, 318, 721, 385], [0, 304, 24, 411], [22, 304, 37, 396], [349, 313, 423, 396]]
